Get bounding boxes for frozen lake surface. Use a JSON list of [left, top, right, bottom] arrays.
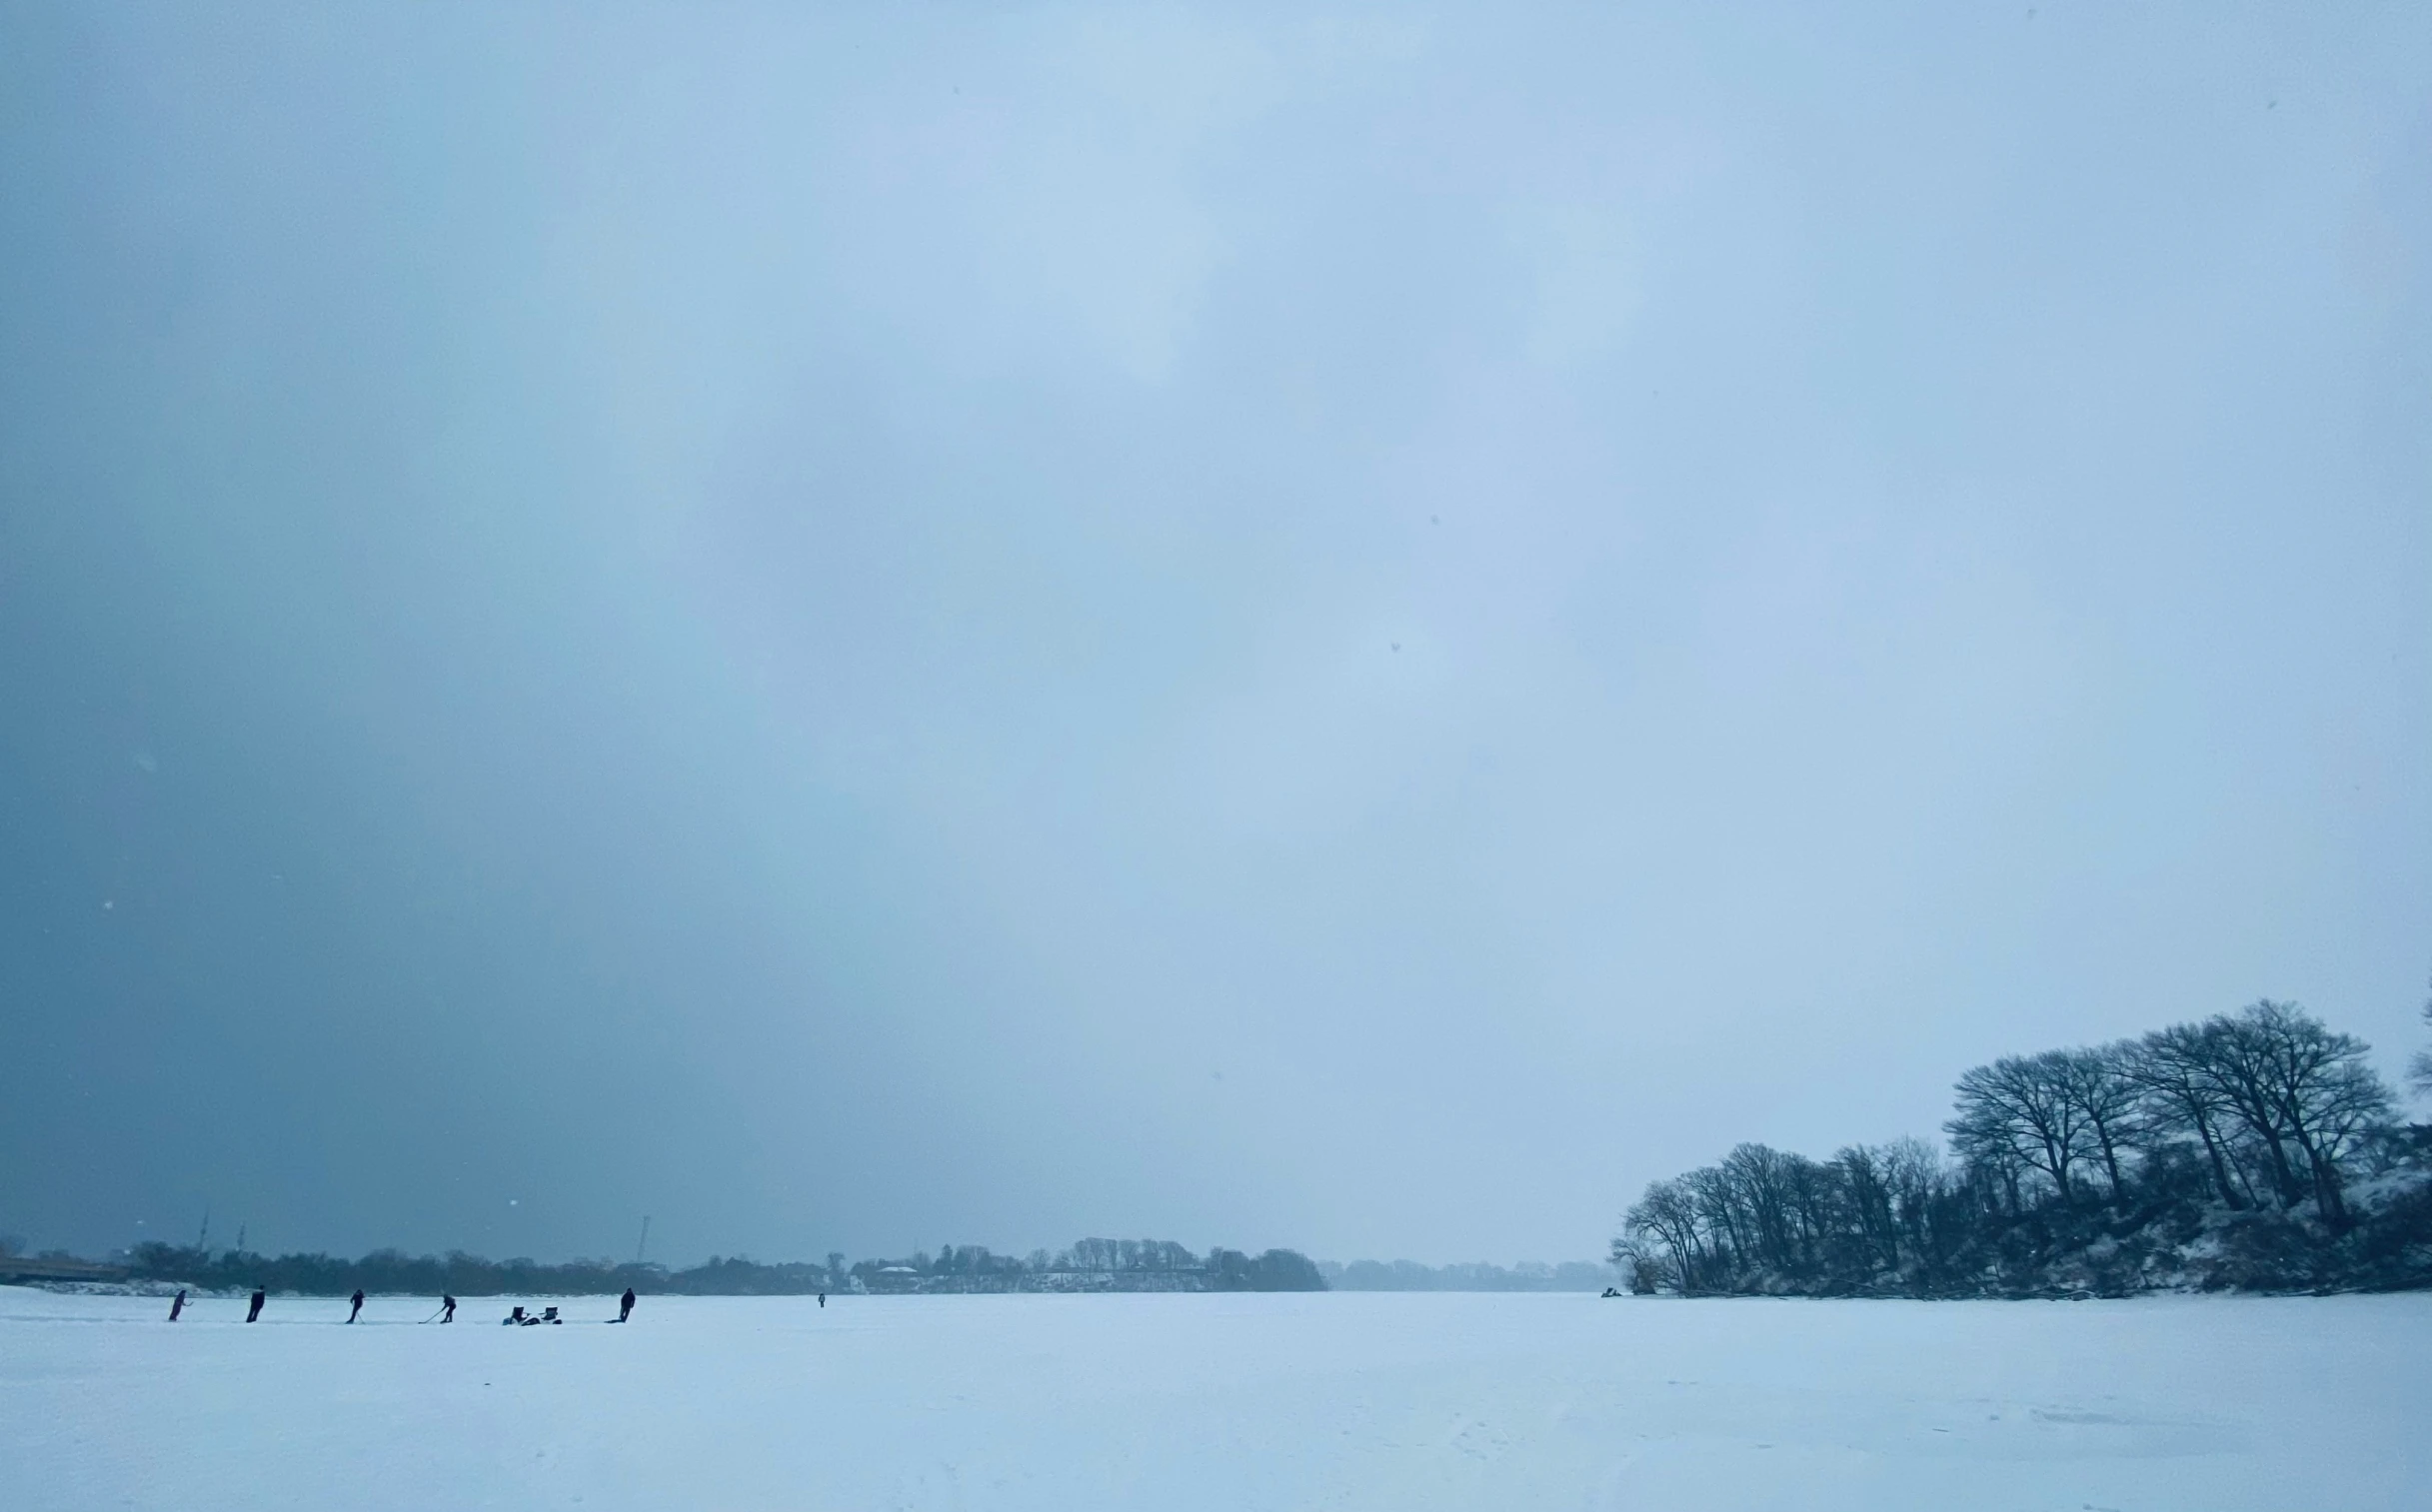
[[4, 1285, 2425, 1510]]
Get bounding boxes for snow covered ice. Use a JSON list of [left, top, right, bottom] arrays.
[[5, 1285, 2426, 1510]]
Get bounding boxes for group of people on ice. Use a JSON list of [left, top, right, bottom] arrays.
[[166, 1285, 639, 1324]]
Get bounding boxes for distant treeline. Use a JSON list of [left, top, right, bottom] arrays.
[[117, 1236, 1325, 1297], [1616, 999, 2432, 1297], [1319, 1259, 1618, 1291]]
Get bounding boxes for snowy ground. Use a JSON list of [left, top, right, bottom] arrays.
[[4, 1286, 2425, 1511]]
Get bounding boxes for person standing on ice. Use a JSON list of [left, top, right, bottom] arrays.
[[347, 1289, 365, 1323], [618, 1287, 635, 1323], [440, 1294, 457, 1323], [246, 1287, 266, 1322], [168, 1289, 186, 1321]]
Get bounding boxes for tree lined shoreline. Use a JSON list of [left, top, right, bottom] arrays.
[[1616, 998, 2432, 1297], [78, 1236, 1327, 1298]]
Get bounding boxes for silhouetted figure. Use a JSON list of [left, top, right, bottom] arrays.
[[818, 1292, 826, 1308], [246, 1288, 266, 1323], [440, 1295, 457, 1323], [169, 1289, 186, 1322], [618, 1287, 635, 1323], [505, 1305, 527, 1325], [541, 1306, 560, 1324], [348, 1289, 365, 1323]]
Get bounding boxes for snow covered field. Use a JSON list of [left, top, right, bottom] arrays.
[[4, 1285, 2425, 1511]]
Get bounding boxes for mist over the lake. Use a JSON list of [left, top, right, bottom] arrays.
[[3, 1, 2427, 1268]]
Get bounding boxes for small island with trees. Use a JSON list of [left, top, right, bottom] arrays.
[[1614, 997, 2432, 1297]]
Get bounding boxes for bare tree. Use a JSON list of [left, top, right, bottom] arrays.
[[2410, 972, 2432, 1098], [1949, 1051, 2093, 1204], [1881, 1136, 1947, 1265], [1608, 1233, 1663, 1293], [2060, 1043, 2145, 1205], [1622, 1178, 1704, 1291], [1784, 1154, 1838, 1273], [1720, 1143, 1798, 1273], [2193, 1006, 2312, 1206], [1832, 1144, 1903, 1272], [1685, 1164, 1748, 1267], [2204, 1002, 2393, 1227], [1945, 1104, 2025, 1214], [2128, 1022, 2251, 1208]]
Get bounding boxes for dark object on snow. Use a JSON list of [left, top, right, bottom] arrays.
[[1600, 1287, 1621, 1298], [541, 1306, 560, 1324], [246, 1288, 265, 1323], [618, 1287, 635, 1323], [818, 1292, 825, 1308], [347, 1289, 365, 1323], [440, 1295, 456, 1323], [169, 1289, 186, 1321], [505, 1305, 527, 1325]]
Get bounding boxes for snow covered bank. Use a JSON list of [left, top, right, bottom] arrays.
[[4, 1287, 2424, 1510]]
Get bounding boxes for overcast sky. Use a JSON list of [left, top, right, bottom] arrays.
[[3, 1, 2427, 1267]]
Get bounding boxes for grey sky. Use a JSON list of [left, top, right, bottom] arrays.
[[3, 1, 2426, 1266]]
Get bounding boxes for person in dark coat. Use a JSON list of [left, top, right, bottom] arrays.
[[440, 1294, 457, 1323], [347, 1289, 365, 1323], [618, 1287, 635, 1323], [168, 1289, 186, 1322], [246, 1287, 266, 1322]]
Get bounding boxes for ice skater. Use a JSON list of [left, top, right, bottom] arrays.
[[168, 1289, 186, 1322], [618, 1287, 635, 1323], [246, 1287, 266, 1323], [440, 1294, 457, 1323], [348, 1289, 365, 1323]]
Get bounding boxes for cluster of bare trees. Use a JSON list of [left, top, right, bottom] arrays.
[[853, 1237, 1325, 1292], [1952, 1002, 2392, 1227], [873, 1238, 1213, 1284], [1028, 1238, 1204, 1274], [1618, 1137, 1979, 1295], [1619, 999, 2422, 1295]]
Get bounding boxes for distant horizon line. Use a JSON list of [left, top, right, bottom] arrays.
[[8, 1237, 1622, 1275]]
